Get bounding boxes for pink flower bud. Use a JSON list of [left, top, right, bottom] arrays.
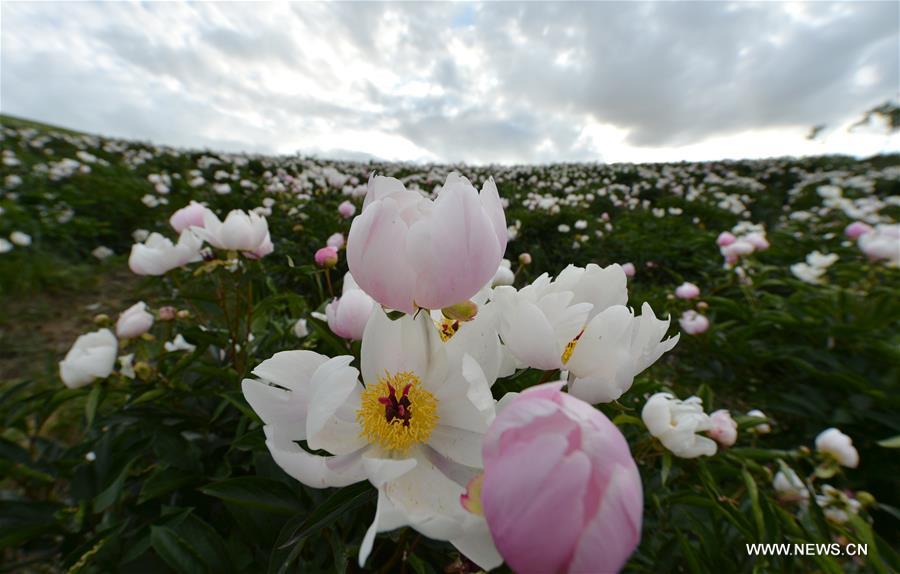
[[518, 252, 532, 265], [315, 246, 339, 268], [675, 282, 700, 300], [716, 231, 736, 247], [621, 262, 636, 277], [707, 409, 738, 447], [480, 383, 643, 574]]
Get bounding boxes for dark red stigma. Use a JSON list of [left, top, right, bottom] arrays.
[[377, 383, 413, 426]]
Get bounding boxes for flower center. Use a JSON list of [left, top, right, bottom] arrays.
[[437, 318, 461, 342], [357, 371, 439, 452], [561, 328, 585, 364]]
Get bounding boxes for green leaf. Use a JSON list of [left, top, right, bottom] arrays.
[[150, 525, 208, 574], [278, 481, 374, 549], [84, 383, 103, 426], [94, 457, 138, 513], [139, 466, 199, 504], [661, 452, 672, 487], [876, 434, 900, 448], [741, 466, 765, 539], [200, 477, 304, 515]]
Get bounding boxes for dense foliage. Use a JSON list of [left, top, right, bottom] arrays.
[[2, 114, 899, 573]]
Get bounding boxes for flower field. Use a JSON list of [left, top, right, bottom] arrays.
[[2, 113, 899, 573]]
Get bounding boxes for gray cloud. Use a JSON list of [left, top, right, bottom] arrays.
[[2, 1, 897, 163]]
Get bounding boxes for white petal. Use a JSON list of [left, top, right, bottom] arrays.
[[263, 426, 367, 488]]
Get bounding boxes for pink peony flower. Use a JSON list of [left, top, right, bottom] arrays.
[[169, 201, 207, 233], [480, 383, 643, 574], [679, 310, 710, 335], [844, 221, 872, 240], [315, 246, 339, 268], [675, 282, 700, 300], [338, 200, 357, 219], [716, 231, 736, 247], [347, 172, 506, 314]]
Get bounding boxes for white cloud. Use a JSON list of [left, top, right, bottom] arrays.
[[1, 1, 897, 164]]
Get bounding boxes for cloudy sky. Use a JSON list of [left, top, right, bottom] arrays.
[[2, 1, 898, 164]]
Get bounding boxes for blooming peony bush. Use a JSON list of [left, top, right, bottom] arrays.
[[2, 117, 900, 573]]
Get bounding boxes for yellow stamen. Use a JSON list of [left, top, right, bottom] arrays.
[[561, 328, 585, 364], [356, 371, 439, 453], [437, 318, 461, 342]]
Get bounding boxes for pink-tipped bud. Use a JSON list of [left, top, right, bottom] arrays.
[[518, 252, 532, 265], [621, 262, 636, 277], [675, 282, 700, 300], [315, 246, 339, 268], [716, 231, 736, 247]]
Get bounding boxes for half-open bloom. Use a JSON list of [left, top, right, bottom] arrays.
[[128, 230, 203, 276], [815, 428, 859, 468], [169, 201, 207, 232], [59, 328, 118, 389], [191, 208, 273, 258], [116, 301, 154, 339], [347, 172, 507, 313]]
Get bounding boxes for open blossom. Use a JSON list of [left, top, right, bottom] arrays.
[[129, 230, 203, 276], [858, 224, 900, 266], [338, 200, 356, 219], [479, 383, 643, 574], [59, 329, 118, 389], [773, 468, 809, 503], [347, 172, 506, 314], [192, 209, 273, 258], [326, 273, 375, 341], [116, 301, 154, 339], [815, 428, 859, 468], [707, 409, 737, 447], [242, 307, 502, 570], [679, 310, 709, 335], [675, 282, 700, 300], [565, 303, 678, 404], [642, 393, 717, 458], [169, 201, 207, 232]]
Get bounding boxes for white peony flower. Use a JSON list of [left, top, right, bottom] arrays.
[[191, 208, 273, 258], [642, 393, 717, 458], [59, 329, 118, 389], [815, 428, 859, 468], [241, 307, 501, 570], [129, 230, 203, 276], [164, 334, 197, 353]]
